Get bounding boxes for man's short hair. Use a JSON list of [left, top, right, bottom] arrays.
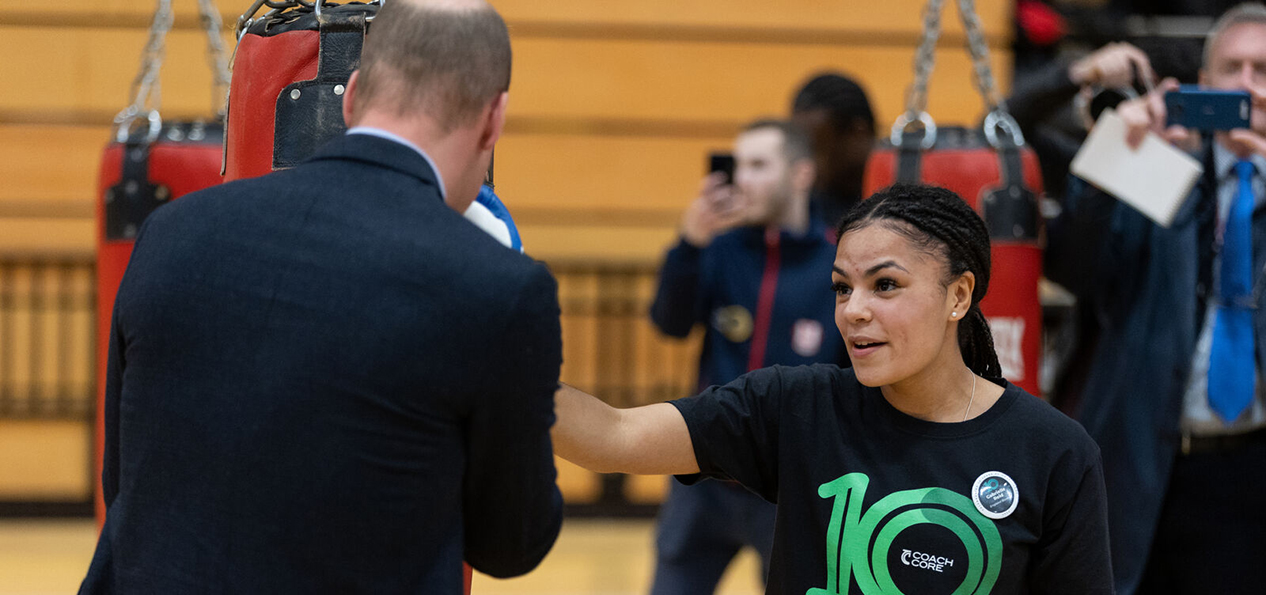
[[742, 119, 814, 164], [1204, 3, 1266, 68], [791, 72, 876, 134], [354, 0, 511, 130]]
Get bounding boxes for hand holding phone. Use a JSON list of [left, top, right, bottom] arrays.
[[682, 156, 746, 247], [1165, 86, 1252, 131], [708, 153, 735, 186]]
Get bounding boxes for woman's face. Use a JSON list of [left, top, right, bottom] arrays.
[[832, 222, 969, 387]]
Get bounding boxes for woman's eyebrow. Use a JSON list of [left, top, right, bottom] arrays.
[[834, 261, 909, 278], [866, 261, 908, 276]]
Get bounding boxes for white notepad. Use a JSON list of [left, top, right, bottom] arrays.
[[1070, 109, 1204, 228]]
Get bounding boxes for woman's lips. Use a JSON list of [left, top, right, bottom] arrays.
[[850, 341, 886, 358]]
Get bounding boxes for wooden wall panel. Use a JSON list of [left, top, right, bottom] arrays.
[[0, 27, 232, 122], [509, 39, 1011, 129], [0, 126, 104, 208], [3, 27, 1011, 130], [0, 421, 92, 499], [8, 0, 1012, 43]]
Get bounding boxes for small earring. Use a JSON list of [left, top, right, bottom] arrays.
[[952, 311, 958, 319]]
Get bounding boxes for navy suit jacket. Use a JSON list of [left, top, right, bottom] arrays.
[[80, 134, 564, 593], [1047, 149, 1266, 594]]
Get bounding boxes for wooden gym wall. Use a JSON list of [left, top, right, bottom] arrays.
[[0, 0, 1013, 504]]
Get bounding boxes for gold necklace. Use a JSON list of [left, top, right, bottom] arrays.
[[962, 374, 977, 422]]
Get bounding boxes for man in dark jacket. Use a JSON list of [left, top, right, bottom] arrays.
[[1048, 4, 1266, 593], [647, 120, 848, 594], [80, 0, 563, 592]]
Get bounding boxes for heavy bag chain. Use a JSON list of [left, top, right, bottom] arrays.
[[894, 0, 1024, 149], [114, 0, 233, 143], [235, 0, 386, 36], [198, 0, 233, 113]]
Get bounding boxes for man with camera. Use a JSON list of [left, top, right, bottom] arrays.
[[646, 120, 847, 594], [1046, 4, 1266, 593]]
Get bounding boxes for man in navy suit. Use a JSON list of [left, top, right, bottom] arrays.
[[1047, 4, 1266, 593], [80, 0, 563, 592]]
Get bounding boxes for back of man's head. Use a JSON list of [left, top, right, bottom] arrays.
[[1204, 2, 1266, 68], [791, 73, 875, 134], [352, 0, 511, 131]]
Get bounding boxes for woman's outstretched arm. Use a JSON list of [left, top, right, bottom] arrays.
[[552, 383, 699, 476]]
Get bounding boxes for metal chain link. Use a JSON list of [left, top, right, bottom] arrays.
[[954, 0, 1025, 146], [196, 0, 233, 116], [954, 0, 999, 111], [902, 0, 946, 118], [115, 0, 174, 142]]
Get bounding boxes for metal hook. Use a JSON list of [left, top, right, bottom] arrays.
[[982, 110, 1026, 149], [890, 111, 938, 150], [114, 109, 163, 145]]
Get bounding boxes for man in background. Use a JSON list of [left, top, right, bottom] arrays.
[[790, 72, 877, 229], [80, 0, 563, 592], [647, 120, 848, 594], [1047, 4, 1266, 593]]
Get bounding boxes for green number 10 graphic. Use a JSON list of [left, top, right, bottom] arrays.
[[807, 473, 1003, 595]]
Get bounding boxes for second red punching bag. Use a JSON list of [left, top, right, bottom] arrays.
[[95, 0, 232, 524], [225, 0, 379, 181], [863, 0, 1045, 396]]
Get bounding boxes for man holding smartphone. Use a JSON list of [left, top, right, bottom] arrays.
[[1046, 4, 1266, 594], [646, 120, 847, 594]]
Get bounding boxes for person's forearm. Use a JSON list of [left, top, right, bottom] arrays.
[[552, 383, 700, 476], [552, 383, 629, 473]]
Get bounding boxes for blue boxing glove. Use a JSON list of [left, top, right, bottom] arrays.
[[463, 184, 524, 253]]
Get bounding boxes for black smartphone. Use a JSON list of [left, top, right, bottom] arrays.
[[1165, 86, 1252, 131], [708, 152, 735, 185]]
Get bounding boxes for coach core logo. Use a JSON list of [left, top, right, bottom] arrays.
[[901, 549, 955, 572], [972, 471, 1019, 520], [808, 472, 1002, 595]]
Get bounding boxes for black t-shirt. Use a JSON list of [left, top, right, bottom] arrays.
[[669, 364, 1113, 595]]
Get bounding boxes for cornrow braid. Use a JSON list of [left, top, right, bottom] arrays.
[[836, 184, 1004, 382]]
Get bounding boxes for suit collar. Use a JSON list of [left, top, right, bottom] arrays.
[[306, 133, 443, 200]]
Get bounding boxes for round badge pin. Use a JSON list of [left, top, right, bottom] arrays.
[[972, 471, 1019, 520]]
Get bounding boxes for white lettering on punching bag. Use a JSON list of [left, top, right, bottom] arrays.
[[987, 317, 1025, 381]]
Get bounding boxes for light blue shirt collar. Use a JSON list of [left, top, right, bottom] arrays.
[[345, 126, 446, 200], [1213, 140, 1266, 186]]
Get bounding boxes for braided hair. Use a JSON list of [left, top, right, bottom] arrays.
[[836, 184, 1003, 383]]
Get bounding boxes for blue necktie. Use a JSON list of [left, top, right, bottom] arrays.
[[1209, 160, 1257, 423]]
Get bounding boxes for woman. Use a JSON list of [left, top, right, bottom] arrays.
[[554, 184, 1112, 594]]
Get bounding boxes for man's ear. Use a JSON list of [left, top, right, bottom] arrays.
[[478, 92, 509, 152], [342, 70, 360, 127]]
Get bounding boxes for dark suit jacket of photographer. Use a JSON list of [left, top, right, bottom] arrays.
[[1046, 144, 1266, 594]]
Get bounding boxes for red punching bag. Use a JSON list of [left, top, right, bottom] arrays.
[[228, 1, 473, 590], [95, 0, 231, 524], [226, 0, 379, 181], [863, 0, 1045, 396]]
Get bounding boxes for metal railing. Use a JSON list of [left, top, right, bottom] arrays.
[[0, 257, 698, 422], [0, 258, 96, 420], [0, 256, 697, 513]]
